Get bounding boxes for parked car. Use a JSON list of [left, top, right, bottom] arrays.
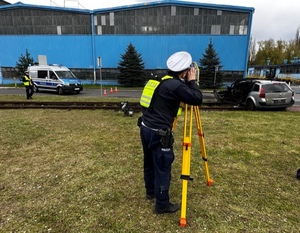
[[214, 79, 295, 110]]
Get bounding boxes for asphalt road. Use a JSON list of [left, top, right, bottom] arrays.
[[0, 87, 217, 101], [0, 86, 300, 106]]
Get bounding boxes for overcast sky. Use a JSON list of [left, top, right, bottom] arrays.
[[5, 0, 300, 42]]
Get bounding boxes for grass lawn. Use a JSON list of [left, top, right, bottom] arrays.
[[1, 102, 300, 232]]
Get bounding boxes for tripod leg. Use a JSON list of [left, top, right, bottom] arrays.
[[172, 102, 184, 131], [180, 104, 193, 227], [172, 117, 178, 131], [193, 106, 214, 186]]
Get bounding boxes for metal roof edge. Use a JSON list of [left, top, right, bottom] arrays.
[[0, 1, 254, 14], [0, 1, 92, 13], [92, 0, 254, 13]]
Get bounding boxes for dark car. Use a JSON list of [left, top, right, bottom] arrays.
[[214, 79, 295, 110]]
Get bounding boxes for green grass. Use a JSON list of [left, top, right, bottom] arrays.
[[1, 104, 300, 232], [0, 93, 139, 103]]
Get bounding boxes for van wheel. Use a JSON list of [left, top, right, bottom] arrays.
[[246, 99, 256, 111], [58, 87, 64, 95]]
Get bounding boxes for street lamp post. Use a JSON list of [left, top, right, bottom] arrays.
[[214, 65, 218, 89], [97, 57, 102, 96]]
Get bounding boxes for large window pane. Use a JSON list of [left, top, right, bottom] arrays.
[[0, 5, 250, 36]]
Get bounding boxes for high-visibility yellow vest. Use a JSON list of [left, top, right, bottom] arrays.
[[140, 75, 172, 108], [23, 75, 31, 86]]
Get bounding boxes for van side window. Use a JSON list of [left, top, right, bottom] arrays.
[[37, 70, 47, 79], [50, 71, 57, 80]]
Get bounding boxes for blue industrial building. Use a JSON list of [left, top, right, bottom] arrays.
[[0, 0, 254, 84]]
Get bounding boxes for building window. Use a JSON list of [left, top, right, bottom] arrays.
[[0, 5, 250, 35], [94, 15, 98, 25], [57, 26, 62, 35], [99, 6, 250, 35], [97, 26, 102, 35], [171, 6, 176, 16], [229, 25, 235, 34], [0, 8, 91, 35], [101, 15, 106, 25], [211, 25, 221, 34], [109, 12, 114, 26], [194, 8, 199, 16], [239, 25, 247, 35]]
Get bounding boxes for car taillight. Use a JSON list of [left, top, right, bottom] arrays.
[[259, 86, 265, 98]]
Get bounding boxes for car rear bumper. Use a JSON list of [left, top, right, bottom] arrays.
[[257, 100, 294, 109]]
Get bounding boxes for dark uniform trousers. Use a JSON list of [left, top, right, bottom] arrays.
[[26, 85, 34, 99], [140, 124, 174, 210]]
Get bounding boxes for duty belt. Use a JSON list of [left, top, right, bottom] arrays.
[[141, 121, 159, 132]]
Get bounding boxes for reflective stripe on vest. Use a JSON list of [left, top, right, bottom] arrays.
[[177, 107, 182, 116], [140, 75, 173, 108]]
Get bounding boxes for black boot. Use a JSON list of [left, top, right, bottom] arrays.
[[155, 203, 179, 214]]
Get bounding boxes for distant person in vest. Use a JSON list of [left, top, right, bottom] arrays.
[[138, 51, 203, 214], [22, 70, 34, 99]]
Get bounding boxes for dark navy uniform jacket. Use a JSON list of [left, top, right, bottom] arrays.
[[142, 75, 203, 129]]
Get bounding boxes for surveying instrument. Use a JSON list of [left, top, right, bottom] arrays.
[[173, 62, 214, 227]]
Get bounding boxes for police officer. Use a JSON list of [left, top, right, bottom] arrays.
[[22, 70, 34, 99], [139, 51, 203, 214]]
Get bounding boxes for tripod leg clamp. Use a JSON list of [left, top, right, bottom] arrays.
[[180, 175, 193, 181], [182, 142, 192, 150]]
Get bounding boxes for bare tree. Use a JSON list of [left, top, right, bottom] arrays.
[[295, 27, 300, 45], [248, 36, 256, 65]]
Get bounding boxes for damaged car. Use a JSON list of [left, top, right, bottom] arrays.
[[214, 79, 295, 110]]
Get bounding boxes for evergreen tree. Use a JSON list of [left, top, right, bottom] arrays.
[[117, 43, 146, 87], [199, 39, 222, 88], [15, 49, 34, 75]]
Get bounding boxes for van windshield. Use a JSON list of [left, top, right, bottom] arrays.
[[55, 71, 76, 79]]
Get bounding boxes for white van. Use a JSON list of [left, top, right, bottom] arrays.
[[28, 64, 83, 95]]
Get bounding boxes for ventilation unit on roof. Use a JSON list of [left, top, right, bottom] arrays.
[[50, 0, 85, 9], [38, 55, 47, 65]]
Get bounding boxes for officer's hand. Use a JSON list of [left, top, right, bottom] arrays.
[[187, 67, 196, 82]]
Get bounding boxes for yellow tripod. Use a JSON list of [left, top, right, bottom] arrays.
[[173, 62, 213, 227]]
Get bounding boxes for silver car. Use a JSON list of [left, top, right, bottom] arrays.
[[215, 79, 295, 110]]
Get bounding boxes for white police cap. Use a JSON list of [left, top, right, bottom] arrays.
[[166, 51, 192, 72]]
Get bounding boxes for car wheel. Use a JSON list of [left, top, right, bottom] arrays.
[[58, 87, 64, 95], [75, 90, 80, 94], [246, 99, 256, 111]]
